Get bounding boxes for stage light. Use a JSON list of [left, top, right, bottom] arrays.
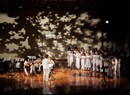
[[105, 20, 109, 24]]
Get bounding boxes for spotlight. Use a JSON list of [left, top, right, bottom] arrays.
[[105, 20, 109, 24]]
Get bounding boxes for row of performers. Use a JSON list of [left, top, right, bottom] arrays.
[[67, 49, 121, 78], [23, 54, 55, 81]]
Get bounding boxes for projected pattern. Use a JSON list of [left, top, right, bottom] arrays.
[[0, 11, 107, 59]]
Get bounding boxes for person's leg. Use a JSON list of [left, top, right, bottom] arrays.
[[24, 67, 28, 76], [46, 69, 50, 81]]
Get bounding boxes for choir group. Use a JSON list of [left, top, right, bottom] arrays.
[[67, 46, 121, 78]]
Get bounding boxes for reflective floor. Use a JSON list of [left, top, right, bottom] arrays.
[[0, 65, 130, 95]]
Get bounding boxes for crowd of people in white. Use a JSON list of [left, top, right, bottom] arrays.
[[2, 46, 128, 81], [67, 46, 121, 78]]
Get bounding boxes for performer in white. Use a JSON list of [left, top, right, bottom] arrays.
[[81, 53, 86, 70], [42, 54, 50, 81], [48, 57, 55, 75], [111, 56, 117, 78], [99, 53, 104, 73], [68, 50, 74, 69], [85, 52, 91, 70], [74, 50, 81, 70], [112, 56, 121, 78], [67, 47, 72, 68], [92, 52, 97, 72], [117, 56, 121, 78]]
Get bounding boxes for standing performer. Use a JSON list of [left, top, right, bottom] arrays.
[[111, 56, 117, 78], [67, 47, 72, 68], [92, 52, 97, 72], [99, 53, 104, 73], [81, 53, 86, 70], [117, 56, 121, 78], [68, 50, 74, 69], [42, 54, 50, 81], [74, 50, 81, 70], [85, 52, 91, 71]]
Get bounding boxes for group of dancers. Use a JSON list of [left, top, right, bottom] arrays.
[[67, 46, 121, 78], [23, 54, 55, 81]]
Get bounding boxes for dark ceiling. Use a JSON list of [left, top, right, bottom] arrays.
[[0, 0, 128, 13], [0, 0, 129, 31]]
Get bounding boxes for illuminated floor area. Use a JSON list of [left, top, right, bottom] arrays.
[[0, 66, 130, 95]]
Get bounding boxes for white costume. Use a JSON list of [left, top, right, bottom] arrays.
[[112, 57, 121, 78], [111, 57, 117, 78], [99, 56, 104, 73], [86, 55, 91, 70], [67, 50, 71, 67], [42, 58, 50, 81], [81, 55, 86, 70], [95, 55, 100, 72], [68, 51, 74, 68], [92, 54, 97, 71], [74, 51, 81, 69]]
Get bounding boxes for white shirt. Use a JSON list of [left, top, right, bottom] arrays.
[[42, 58, 49, 69]]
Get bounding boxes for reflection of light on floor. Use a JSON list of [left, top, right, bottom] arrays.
[[0, 67, 129, 94], [43, 81, 52, 94]]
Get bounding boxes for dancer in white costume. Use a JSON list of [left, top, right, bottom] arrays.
[[74, 50, 81, 70], [112, 56, 121, 78], [42, 54, 50, 81], [92, 52, 97, 72], [111, 56, 117, 78], [85, 52, 91, 70], [99, 53, 104, 73], [81, 53, 86, 70], [69, 50, 74, 69], [67, 47, 72, 68]]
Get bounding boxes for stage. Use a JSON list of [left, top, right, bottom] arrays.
[[0, 61, 130, 95]]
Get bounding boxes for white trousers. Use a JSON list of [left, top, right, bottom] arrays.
[[43, 69, 50, 81]]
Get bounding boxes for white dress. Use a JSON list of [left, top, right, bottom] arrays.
[[68, 51, 74, 68], [81, 55, 86, 70], [92, 54, 96, 71], [74, 52, 81, 69], [67, 50, 71, 67], [86, 55, 91, 70]]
